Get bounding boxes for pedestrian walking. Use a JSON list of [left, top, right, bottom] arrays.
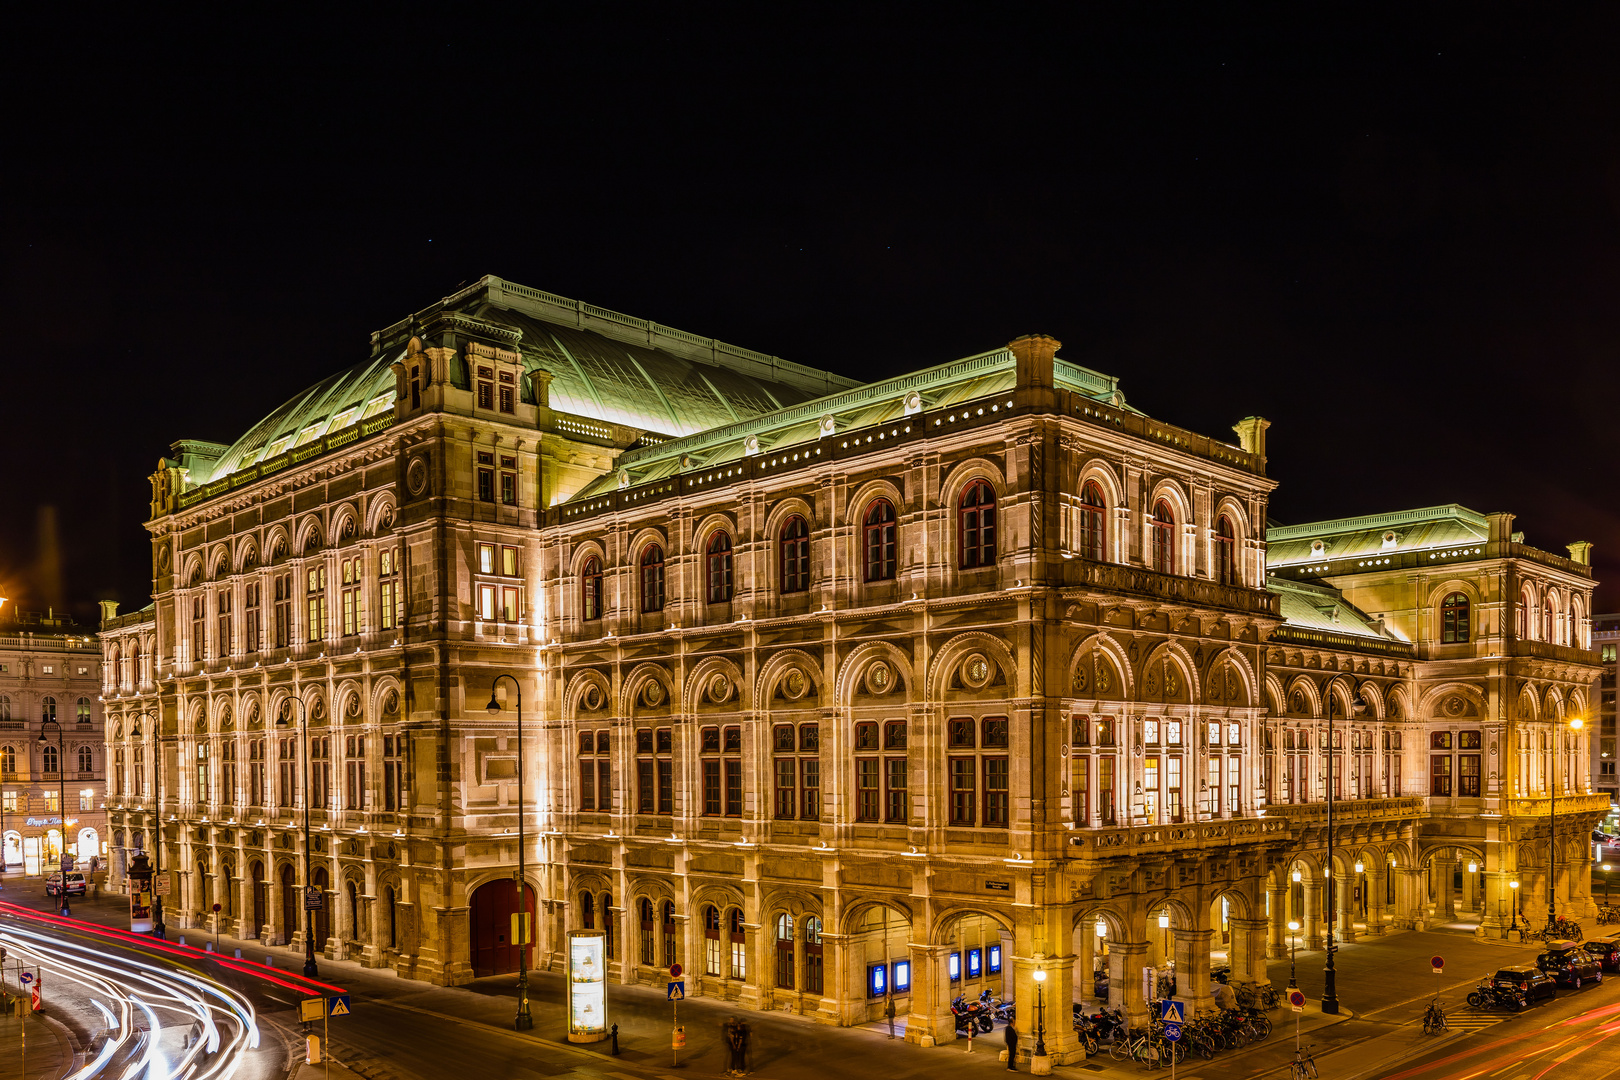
[[724, 1016, 745, 1075], [1005, 1021, 1019, 1071]]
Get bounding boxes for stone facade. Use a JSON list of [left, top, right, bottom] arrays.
[[1, 613, 106, 872], [101, 276, 1604, 1062]]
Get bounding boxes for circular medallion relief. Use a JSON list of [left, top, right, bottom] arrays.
[[380, 505, 395, 531], [781, 668, 809, 701], [706, 673, 734, 704], [406, 456, 429, 496], [157, 543, 171, 571], [865, 661, 894, 696], [1444, 695, 1465, 717], [382, 689, 400, 715], [581, 683, 605, 712], [961, 652, 992, 690], [641, 679, 665, 708]]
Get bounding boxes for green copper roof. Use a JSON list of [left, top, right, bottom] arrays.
[[1267, 576, 1397, 642], [1266, 504, 1489, 568], [194, 279, 858, 487]]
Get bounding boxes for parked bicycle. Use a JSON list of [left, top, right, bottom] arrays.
[[1422, 997, 1448, 1035], [1597, 904, 1620, 925], [1290, 1044, 1319, 1080]]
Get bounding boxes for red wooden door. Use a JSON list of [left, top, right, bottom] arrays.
[[470, 880, 537, 977]]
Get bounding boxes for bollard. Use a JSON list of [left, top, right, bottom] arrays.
[[205, 943, 213, 952], [610, 1023, 620, 1056], [265, 956, 273, 967], [234, 949, 242, 959], [306, 1033, 321, 1065]]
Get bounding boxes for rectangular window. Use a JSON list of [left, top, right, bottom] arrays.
[[478, 584, 496, 620], [1431, 731, 1453, 750], [216, 589, 233, 656], [856, 758, 880, 821], [249, 739, 266, 806], [598, 761, 612, 811], [1071, 713, 1090, 747], [1166, 756, 1182, 822], [340, 556, 361, 636], [501, 587, 520, 622], [478, 543, 496, 574], [477, 367, 494, 410], [1072, 754, 1089, 826], [725, 760, 743, 816], [1166, 719, 1182, 746], [856, 721, 879, 751], [982, 716, 1008, 748], [948, 718, 976, 749], [244, 581, 261, 651], [1144, 718, 1160, 745], [1459, 754, 1481, 797], [195, 743, 210, 803], [1098, 754, 1116, 826], [703, 760, 721, 816], [498, 371, 515, 414], [884, 719, 907, 750], [885, 757, 907, 823], [192, 595, 206, 661], [637, 760, 655, 813], [501, 456, 517, 505], [278, 738, 296, 806], [1430, 755, 1453, 797], [984, 756, 1009, 826], [345, 734, 366, 810], [801, 758, 820, 820], [383, 734, 407, 812], [274, 574, 292, 648], [949, 756, 976, 826], [657, 759, 673, 814], [306, 564, 326, 641], [477, 451, 495, 502], [776, 758, 797, 819], [502, 545, 519, 577], [1097, 717, 1116, 747], [1459, 730, 1481, 750], [1143, 755, 1160, 824], [1226, 754, 1240, 813]]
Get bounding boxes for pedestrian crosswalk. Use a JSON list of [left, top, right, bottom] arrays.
[[1438, 1011, 1513, 1035]]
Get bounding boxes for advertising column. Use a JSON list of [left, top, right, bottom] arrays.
[[568, 931, 608, 1043]]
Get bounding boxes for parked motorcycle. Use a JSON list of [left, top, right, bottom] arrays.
[[1466, 980, 1528, 1012], [979, 990, 1014, 1024], [951, 994, 995, 1033]]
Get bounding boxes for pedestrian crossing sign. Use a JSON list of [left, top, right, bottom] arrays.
[[328, 993, 352, 1017], [1160, 1000, 1184, 1023]]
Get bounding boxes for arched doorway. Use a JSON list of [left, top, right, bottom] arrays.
[[280, 864, 298, 947], [848, 904, 910, 1024], [1, 831, 20, 868], [313, 867, 332, 949], [78, 828, 99, 863], [469, 878, 538, 977]]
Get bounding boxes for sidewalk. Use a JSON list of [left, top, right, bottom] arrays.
[[0, 1010, 77, 1080]]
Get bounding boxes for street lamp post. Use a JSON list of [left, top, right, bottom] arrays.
[[275, 698, 319, 978], [37, 718, 70, 915], [1548, 717, 1584, 937], [1509, 880, 1520, 934], [486, 675, 533, 1031], [1604, 863, 1613, 905], [129, 714, 165, 937], [1031, 967, 1048, 1062], [1287, 920, 1300, 988], [1322, 673, 1362, 1016]]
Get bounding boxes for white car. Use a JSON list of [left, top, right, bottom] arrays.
[[46, 871, 87, 897]]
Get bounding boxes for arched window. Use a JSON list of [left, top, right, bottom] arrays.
[[662, 900, 678, 966], [581, 891, 595, 930], [1440, 592, 1470, 644], [1, 745, 14, 773], [1151, 500, 1176, 574], [386, 886, 398, 950], [1543, 598, 1555, 643], [775, 913, 795, 989], [581, 556, 603, 621], [1214, 515, 1237, 586], [640, 545, 666, 613], [958, 481, 997, 569], [863, 500, 897, 581], [77, 698, 91, 723], [1078, 481, 1106, 561], [601, 891, 615, 958], [704, 904, 722, 975], [803, 915, 824, 994], [728, 907, 747, 979], [41, 697, 56, 723], [78, 745, 93, 774], [706, 532, 734, 603], [781, 516, 810, 593], [0, 696, 9, 721], [640, 897, 656, 965], [1518, 588, 1533, 639], [42, 744, 58, 774]]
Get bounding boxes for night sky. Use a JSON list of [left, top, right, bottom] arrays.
[[5, 9, 1619, 622]]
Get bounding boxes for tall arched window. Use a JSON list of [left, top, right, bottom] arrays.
[[958, 481, 996, 569], [1078, 481, 1106, 561], [640, 545, 666, 613], [781, 516, 810, 593], [0, 696, 10, 721], [1440, 592, 1470, 644], [76, 698, 91, 723], [78, 745, 93, 773], [42, 744, 58, 774], [863, 500, 896, 581], [1518, 588, 1533, 639], [1151, 500, 1176, 574], [601, 891, 615, 958], [662, 900, 678, 967], [728, 906, 747, 979], [581, 890, 595, 930], [581, 556, 603, 621], [1214, 515, 1237, 586], [704, 904, 722, 975], [1, 745, 14, 773], [706, 532, 734, 603], [803, 915, 824, 994], [1543, 598, 1555, 643], [640, 897, 656, 965], [775, 913, 795, 989]]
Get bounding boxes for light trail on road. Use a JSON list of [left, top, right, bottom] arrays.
[[0, 914, 264, 1080]]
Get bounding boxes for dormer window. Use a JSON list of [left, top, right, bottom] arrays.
[[477, 366, 494, 410], [499, 370, 516, 414]]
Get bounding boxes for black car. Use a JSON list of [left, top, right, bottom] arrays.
[[1493, 964, 1558, 1002], [1583, 935, 1620, 973], [1536, 942, 1603, 988]]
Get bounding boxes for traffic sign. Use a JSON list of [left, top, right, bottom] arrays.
[[304, 886, 323, 911], [1163, 1022, 1183, 1042], [1160, 999, 1184, 1022], [669, 963, 683, 978], [328, 993, 351, 1017], [667, 980, 686, 1000], [213, 903, 222, 913], [61, 855, 74, 873], [19, 972, 33, 985], [1430, 954, 1444, 971], [1288, 989, 1305, 1013]]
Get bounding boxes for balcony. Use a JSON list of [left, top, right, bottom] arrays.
[[1259, 797, 1425, 828], [1062, 561, 1281, 618], [1070, 814, 1289, 859], [1504, 792, 1612, 819]]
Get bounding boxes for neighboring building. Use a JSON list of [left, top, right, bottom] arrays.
[[100, 276, 1605, 1063], [1, 609, 107, 872], [1593, 613, 1619, 806]]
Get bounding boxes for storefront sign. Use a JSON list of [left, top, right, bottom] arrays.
[[567, 931, 607, 1043], [985, 880, 1011, 891]]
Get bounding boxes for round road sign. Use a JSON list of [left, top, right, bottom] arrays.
[[669, 963, 683, 978], [20, 972, 33, 984], [1430, 955, 1444, 970], [1288, 989, 1305, 1008], [213, 903, 222, 913]]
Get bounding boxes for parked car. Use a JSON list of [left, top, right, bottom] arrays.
[[1583, 935, 1620, 973], [1492, 964, 1557, 1003], [1537, 941, 1603, 988], [45, 871, 87, 897]]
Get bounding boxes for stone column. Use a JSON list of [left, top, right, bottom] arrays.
[[904, 943, 956, 1046], [1438, 861, 1456, 921], [1038, 952, 1081, 1066], [1110, 940, 1151, 1032], [1367, 868, 1387, 936], [1395, 867, 1423, 930], [1303, 880, 1323, 951], [1173, 928, 1214, 1015], [1231, 917, 1269, 988], [1335, 873, 1357, 943], [813, 931, 846, 1025], [1077, 926, 1096, 1009], [1267, 885, 1288, 958]]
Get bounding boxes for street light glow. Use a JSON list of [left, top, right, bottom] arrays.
[[1032, 968, 1047, 983]]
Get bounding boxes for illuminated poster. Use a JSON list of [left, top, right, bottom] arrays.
[[130, 884, 154, 933], [567, 931, 607, 1043]]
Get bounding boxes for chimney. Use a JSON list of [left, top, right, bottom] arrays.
[[99, 600, 120, 627], [1007, 334, 1059, 391], [1232, 416, 1271, 460], [1567, 541, 1593, 566]]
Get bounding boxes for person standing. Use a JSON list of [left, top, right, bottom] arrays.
[[1005, 1021, 1019, 1071]]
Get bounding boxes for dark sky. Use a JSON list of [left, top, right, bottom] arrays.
[[5, 8, 1620, 621]]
